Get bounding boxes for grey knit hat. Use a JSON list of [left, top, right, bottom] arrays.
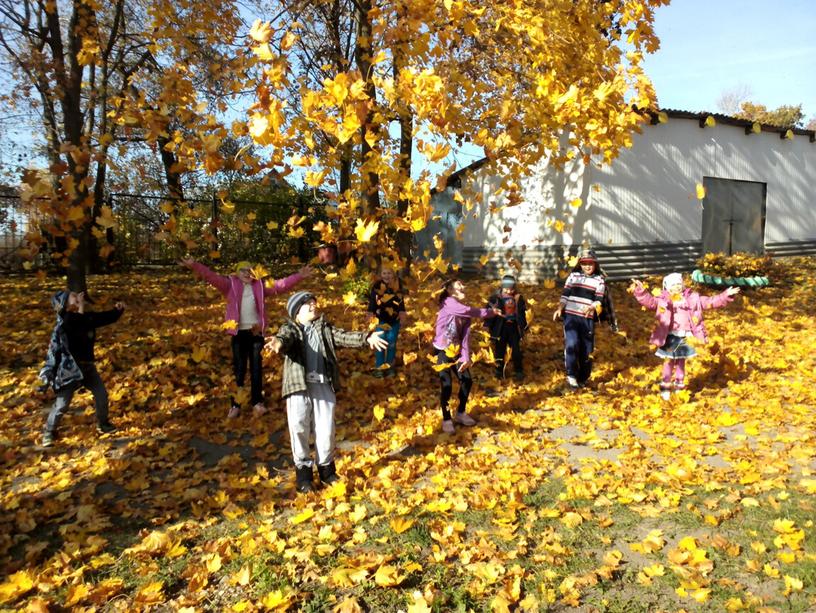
[[286, 290, 315, 319], [501, 274, 516, 289]]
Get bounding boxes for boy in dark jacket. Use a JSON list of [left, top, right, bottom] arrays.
[[487, 275, 528, 381], [39, 290, 124, 447], [266, 291, 387, 493]]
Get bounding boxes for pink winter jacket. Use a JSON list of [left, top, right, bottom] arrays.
[[190, 262, 305, 335], [633, 286, 733, 347]]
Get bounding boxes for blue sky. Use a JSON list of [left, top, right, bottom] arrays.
[[641, 0, 816, 120]]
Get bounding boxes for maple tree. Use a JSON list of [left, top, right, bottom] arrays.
[[246, 0, 667, 269], [0, 0, 250, 290]]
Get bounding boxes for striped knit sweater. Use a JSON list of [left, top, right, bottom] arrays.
[[560, 272, 605, 318]]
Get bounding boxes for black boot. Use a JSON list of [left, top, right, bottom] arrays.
[[317, 461, 340, 485], [295, 465, 314, 493]]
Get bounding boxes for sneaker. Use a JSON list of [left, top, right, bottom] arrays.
[[383, 367, 396, 378], [441, 420, 455, 434], [372, 370, 385, 379], [566, 376, 579, 389], [660, 390, 671, 401], [252, 403, 268, 417], [97, 422, 117, 435], [42, 431, 55, 447], [673, 381, 686, 394], [453, 412, 476, 426], [227, 404, 240, 419]]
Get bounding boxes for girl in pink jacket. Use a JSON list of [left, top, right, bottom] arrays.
[[432, 279, 499, 434], [181, 258, 311, 417], [631, 272, 739, 399]]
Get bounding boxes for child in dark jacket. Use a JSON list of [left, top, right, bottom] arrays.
[[266, 291, 387, 493], [366, 265, 407, 377], [39, 290, 124, 447], [433, 279, 499, 434], [181, 258, 310, 418], [486, 274, 528, 381]]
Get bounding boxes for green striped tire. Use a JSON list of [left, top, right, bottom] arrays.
[[691, 269, 770, 287]]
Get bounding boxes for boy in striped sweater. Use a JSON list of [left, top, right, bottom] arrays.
[[553, 249, 606, 389]]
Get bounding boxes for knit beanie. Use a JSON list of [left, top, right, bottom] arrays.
[[578, 248, 597, 263], [235, 261, 253, 273], [287, 291, 315, 320], [51, 290, 69, 313], [501, 274, 516, 289], [662, 272, 683, 290]]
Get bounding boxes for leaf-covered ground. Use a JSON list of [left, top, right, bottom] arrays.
[[1, 261, 815, 612]]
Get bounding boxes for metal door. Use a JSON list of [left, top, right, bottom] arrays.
[[701, 177, 766, 254]]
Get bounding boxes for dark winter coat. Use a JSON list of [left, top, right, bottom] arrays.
[[486, 291, 528, 339]]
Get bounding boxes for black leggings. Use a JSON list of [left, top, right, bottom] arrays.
[[231, 330, 264, 405], [436, 349, 472, 421]]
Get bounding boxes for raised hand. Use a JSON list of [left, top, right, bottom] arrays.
[[114, 301, 126, 311], [629, 279, 644, 293], [298, 265, 314, 278], [265, 337, 283, 354], [725, 286, 741, 297], [367, 330, 389, 352]]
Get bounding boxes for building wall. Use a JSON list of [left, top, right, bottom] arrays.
[[431, 116, 816, 279]]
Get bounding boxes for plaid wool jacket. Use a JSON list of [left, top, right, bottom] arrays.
[[274, 316, 369, 398]]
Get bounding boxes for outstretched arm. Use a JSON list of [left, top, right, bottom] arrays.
[[444, 297, 496, 319], [630, 280, 658, 311], [182, 259, 231, 294], [701, 286, 740, 309], [263, 265, 313, 296]]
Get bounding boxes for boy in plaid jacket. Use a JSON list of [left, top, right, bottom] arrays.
[[266, 291, 386, 493]]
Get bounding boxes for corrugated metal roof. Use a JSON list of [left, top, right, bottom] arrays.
[[438, 107, 816, 189]]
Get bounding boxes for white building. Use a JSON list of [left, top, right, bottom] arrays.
[[423, 110, 816, 280]]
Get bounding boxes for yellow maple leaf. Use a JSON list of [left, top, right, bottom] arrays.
[[249, 19, 273, 43], [290, 508, 315, 525], [374, 564, 404, 586], [134, 581, 164, 604], [354, 218, 380, 243], [390, 517, 415, 534], [342, 291, 358, 306], [260, 588, 295, 610], [373, 404, 385, 422], [696, 183, 706, 200]]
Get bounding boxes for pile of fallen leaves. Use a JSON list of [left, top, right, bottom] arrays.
[[1, 258, 815, 612], [696, 252, 778, 279]]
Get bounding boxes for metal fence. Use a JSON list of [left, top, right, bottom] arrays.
[[0, 193, 33, 271], [0, 190, 313, 271]]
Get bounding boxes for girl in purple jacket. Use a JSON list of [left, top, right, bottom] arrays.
[[631, 272, 739, 399], [181, 258, 311, 417], [432, 279, 498, 434]]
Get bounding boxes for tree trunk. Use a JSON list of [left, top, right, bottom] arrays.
[[392, 5, 414, 271], [354, 0, 381, 215]]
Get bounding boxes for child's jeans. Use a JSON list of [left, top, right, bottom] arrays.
[[231, 330, 264, 405], [493, 322, 523, 375], [45, 362, 109, 433], [286, 382, 337, 469], [374, 322, 400, 368], [563, 314, 595, 384]]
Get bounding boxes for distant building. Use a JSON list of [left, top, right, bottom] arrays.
[[423, 110, 816, 280]]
